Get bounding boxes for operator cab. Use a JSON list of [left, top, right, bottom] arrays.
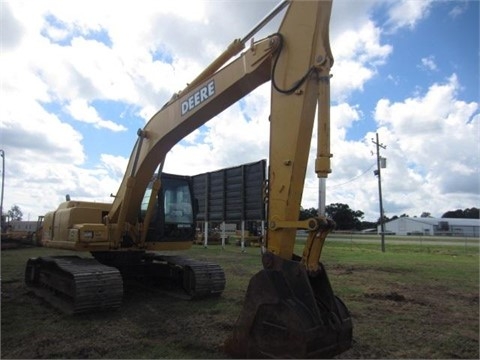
[[141, 173, 196, 242]]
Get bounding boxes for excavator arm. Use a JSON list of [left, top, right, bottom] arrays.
[[267, 0, 334, 266], [225, 2, 352, 358]]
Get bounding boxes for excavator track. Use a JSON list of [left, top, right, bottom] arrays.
[[89, 251, 226, 300], [149, 254, 226, 299], [25, 256, 123, 314], [100, 253, 226, 300]]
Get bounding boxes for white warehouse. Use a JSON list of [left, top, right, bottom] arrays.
[[379, 217, 480, 237]]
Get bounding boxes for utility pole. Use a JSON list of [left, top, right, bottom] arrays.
[[0, 149, 4, 241], [372, 133, 386, 252]]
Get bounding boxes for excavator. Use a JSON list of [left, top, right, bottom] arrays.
[[24, 0, 352, 358]]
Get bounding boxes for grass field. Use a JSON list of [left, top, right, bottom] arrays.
[[1, 236, 478, 359]]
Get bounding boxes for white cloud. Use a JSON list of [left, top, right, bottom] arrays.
[[1, 2, 24, 50], [1, 0, 477, 224], [331, 20, 392, 99], [0, 88, 85, 165], [419, 55, 438, 72], [449, 2, 468, 19], [98, 154, 128, 180], [66, 99, 127, 132], [386, 0, 434, 32]]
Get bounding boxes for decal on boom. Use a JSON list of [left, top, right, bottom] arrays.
[[181, 80, 215, 116]]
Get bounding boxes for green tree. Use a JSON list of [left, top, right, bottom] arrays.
[[464, 207, 480, 218], [359, 220, 377, 230], [442, 207, 479, 219], [7, 205, 23, 221], [325, 203, 364, 230], [377, 215, 390, 224], [299, 207, 318, 220]]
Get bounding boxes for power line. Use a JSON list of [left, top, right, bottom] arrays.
[[304, 162, 376, 189], [328, 163, 376, 189]]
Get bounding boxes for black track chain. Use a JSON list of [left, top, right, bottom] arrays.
[[25, 256, 123, 314], [147, 254, 226, 299]]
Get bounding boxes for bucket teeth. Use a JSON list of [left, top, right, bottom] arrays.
[[225, 253, 352, 358]]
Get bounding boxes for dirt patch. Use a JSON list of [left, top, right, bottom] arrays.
[[329, 263, 414, 277], [364, 291, 406, 302]]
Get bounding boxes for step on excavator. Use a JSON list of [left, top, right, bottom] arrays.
[[25, 0, 352, 357]]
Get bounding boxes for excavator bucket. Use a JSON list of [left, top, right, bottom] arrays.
[[225, 252, 352, 358]]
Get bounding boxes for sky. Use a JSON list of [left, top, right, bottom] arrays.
[[1, 0, 479, 222]]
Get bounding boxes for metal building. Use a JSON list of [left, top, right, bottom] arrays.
[[380, 217, 480, 237]]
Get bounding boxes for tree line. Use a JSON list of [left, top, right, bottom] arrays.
[[300, 204, 479, 231]]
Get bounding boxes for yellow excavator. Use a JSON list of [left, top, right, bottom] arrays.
[[25, 0, 352, 357]]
